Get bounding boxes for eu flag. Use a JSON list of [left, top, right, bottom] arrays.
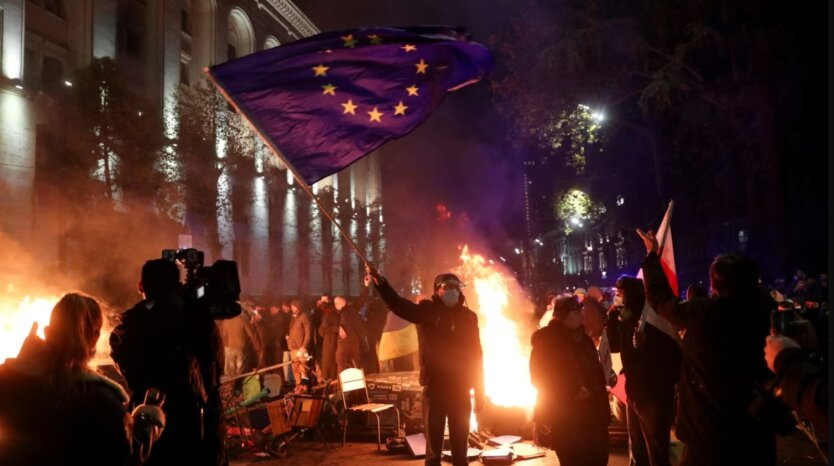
[[208, 27, 494, 185]]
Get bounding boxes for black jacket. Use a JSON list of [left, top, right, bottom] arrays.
[[376, 278, 484, 394], [0, 339, 132, 466], [606, 277, 681, 403], [338, 304, 368, 350], [642, 252, 775, 465], [110, 293, 227, 466], [530, 321, 609, 427]]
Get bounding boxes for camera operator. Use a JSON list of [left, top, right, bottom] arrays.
[[110, 258, 227, 466]]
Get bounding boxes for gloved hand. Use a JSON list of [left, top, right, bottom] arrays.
[[132, 404, 165, 461], [364, 262, 383, 286]]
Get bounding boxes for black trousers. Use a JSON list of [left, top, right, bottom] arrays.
[[549, 419, 609, 466], [423, 386, 471, 466], [627, 396, 675, 466]]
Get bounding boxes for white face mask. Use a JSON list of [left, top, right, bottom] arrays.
[[613, 295, 624, 307], [441, 290, 460, 307]]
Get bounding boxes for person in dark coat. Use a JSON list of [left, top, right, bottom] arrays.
[[0, 293, 165, 466], [607, 276, 681, 466], [335, 295, 368, 373], [637, 229, 775, 466], [286, 299, 312, 387], [110, 259, 227, 466], [531, 296, 610, 466], [263, 305, 285, 367], [318, 301, 340, 380], [368, 265, 484, 466]]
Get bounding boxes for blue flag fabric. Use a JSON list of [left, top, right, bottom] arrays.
[[208, 26, 494, 185]]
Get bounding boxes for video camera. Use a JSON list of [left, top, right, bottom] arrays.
[[161, 248, 242, 320]]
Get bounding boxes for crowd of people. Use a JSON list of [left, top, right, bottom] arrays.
[[530, 229, 829, 466], [0, 229, 827, 466], [216, 275, 392, 392]]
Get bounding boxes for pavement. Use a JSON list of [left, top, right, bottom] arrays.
[[228, 430, 826, 466]]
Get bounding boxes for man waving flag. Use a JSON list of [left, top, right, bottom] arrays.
[[207, 26, 494, 185], [636, 201, 680, 342]]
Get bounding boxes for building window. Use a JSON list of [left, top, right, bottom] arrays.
[[616, 246, 626, 269], [181, 9, 192, 35], [583, 253, 593, 274], [738, 229, 748, 251], [124, 29, 142, 58], [42, 56, 63, 93], [598, 250, 606, 272], [23, 48, 36, 88], [180, 61, 189, 86], [44, 0, 66, 18]]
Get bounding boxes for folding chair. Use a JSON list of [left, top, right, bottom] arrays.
[[338, 367, 401, 451]]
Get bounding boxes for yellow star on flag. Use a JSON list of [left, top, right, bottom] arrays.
[[341, 99, 358, 115], [312, 64, 329, 77], [368, 34, 383, 45], [406, 85, 419, 96], [415, 59, 428, 74], [393, 101, 408, 116], [401, 44, 417, 52], [367, 107, 383, 122], [321, 83, 337, 96], [341, 34, 357, 48]]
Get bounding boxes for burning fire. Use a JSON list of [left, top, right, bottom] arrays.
[[454, 246, 537, 408], [1, 284, 113, 366]]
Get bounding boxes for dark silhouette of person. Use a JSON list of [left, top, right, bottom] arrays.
[[110, 259, 227, 466]]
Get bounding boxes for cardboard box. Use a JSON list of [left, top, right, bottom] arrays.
[[365, 371, 423, 433]]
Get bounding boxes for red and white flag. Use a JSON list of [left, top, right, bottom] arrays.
[[637, 201, 680, 342]]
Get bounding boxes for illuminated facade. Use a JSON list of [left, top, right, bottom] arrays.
[[0, 0, 384, 298]]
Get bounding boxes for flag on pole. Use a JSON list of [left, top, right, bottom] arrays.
[[207, 27, 494, 185], [378, 312, 419, 361], [637, 201, 677, 295], [637, 201, 680, 343]]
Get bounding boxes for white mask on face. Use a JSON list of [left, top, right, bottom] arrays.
[[613, 295, 624, 307], [441, 290, 460, 307]]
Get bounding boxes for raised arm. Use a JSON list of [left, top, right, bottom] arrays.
[[366, 264, 433, 325], [636, 229, 690, 329]]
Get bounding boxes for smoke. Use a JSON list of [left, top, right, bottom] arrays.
[[0, 198, 182, 311]]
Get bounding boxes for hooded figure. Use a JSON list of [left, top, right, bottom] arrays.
[[368, 266, 484, 466]]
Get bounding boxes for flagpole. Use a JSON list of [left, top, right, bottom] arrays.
[[657, 200, 674, 256], [204, 69, 371, 266]]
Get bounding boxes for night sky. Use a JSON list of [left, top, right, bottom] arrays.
[[301, 0, 830, 281]]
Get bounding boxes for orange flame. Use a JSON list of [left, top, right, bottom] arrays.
[[454, 246, 537, 408], [1, 284, 113, 366]]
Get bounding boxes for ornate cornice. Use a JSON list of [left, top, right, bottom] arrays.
[[264, 0, 320, 38]]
